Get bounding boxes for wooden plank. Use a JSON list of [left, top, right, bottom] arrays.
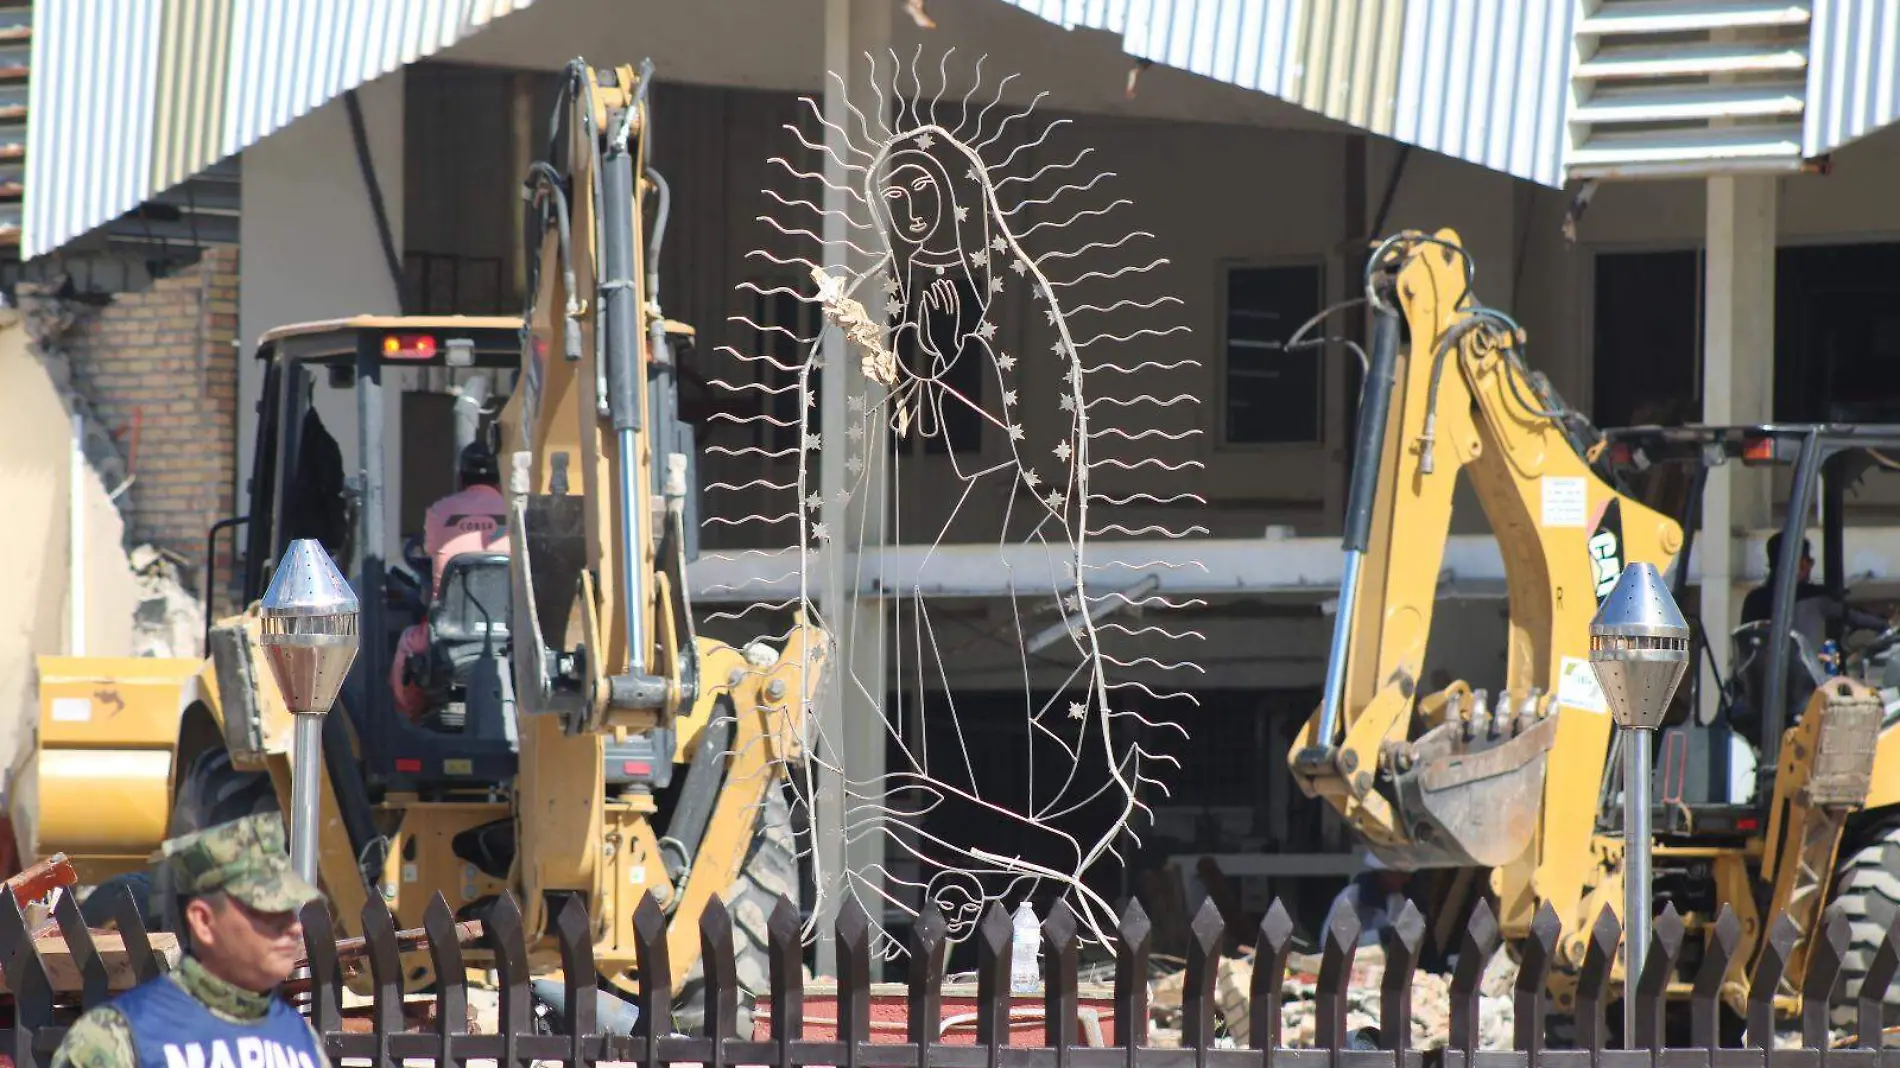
[[0, 931, 183, 994]]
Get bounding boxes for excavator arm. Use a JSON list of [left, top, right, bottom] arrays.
[[1289, 230, 1683, 941], [493, 61, 826, 979]]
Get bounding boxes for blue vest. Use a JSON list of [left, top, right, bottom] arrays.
[[112, 973, 322, 1068]]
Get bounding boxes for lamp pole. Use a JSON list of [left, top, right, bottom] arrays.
[[1588, 562, 1691, 1042], [258, 539, 362, 884]]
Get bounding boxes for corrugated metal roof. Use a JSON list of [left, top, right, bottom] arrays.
[[1391, 0, 1572, 186], [996, 0, 1575, 187], [1003, 0, 1900, 183], [1803, 0, 1900, 157], [23, 0, 535, 261]]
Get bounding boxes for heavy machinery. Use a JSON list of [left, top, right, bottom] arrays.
[[11, 59, 824, 1024], [1288, 228, 1900, 1029]]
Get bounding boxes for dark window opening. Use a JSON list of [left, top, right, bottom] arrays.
[[1776, 243, 1900, 423], [1224, 264, 1324, 444], [1591, 249, 1704, 428]]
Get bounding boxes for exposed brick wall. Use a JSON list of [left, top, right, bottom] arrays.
[[17, 248, 241, 608]]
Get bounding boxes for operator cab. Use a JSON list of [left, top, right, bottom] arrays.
[[223, 317, 526, 802], [1602, 423, 1900, 821]]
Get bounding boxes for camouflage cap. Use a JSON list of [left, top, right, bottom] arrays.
[[160, 813, 323, 914]]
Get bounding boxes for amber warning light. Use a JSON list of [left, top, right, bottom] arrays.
[[382, 333, 438, 360]]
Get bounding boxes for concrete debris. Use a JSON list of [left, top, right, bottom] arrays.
[[1151, 944, 1846, 1051], [1150, 944, 1519, 1050], [128, 544, 205, 660]]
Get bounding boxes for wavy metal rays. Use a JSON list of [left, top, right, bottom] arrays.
[[701, 52, 1203, 958]]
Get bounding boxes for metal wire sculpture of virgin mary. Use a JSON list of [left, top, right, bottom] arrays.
[[701, 50, 1206, 958]]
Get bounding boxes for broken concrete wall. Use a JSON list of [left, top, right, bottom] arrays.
[[16, 249, 242, 617], [0, 309, 141, 775]]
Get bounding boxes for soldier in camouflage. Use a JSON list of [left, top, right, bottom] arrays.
[[53, 813, 329, 1068]]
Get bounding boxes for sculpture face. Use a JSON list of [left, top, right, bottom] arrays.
[[876, 149, 963, 272], [882, 162, 941, 242]]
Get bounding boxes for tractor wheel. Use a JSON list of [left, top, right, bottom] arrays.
[[150, 746, 283, 934], [169, 746, 282, 835], [79, 871, 155, 930], [672, 780, 801, 1037], [1831, 822, 1900, 1030]]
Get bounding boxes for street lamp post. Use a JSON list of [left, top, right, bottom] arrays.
[[1588, 562, 1691, 1041], [258, 539, 361, 884]]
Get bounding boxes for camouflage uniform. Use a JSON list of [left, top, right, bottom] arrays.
[[52, 813, 328, 1068]]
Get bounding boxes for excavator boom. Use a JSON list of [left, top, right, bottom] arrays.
[[493, 59, 825, 982], [1290, 229, 1683, 941]]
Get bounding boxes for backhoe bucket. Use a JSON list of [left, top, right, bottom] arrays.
[[1379, 715, 1559, 870]]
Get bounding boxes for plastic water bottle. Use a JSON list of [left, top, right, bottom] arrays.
[[1010, 901, 1041, 993]]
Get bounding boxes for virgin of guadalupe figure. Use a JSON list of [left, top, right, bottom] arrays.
[[870, 138, 998, 448]]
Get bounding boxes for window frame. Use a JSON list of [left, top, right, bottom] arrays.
[[1215, 256, 1330, 451]]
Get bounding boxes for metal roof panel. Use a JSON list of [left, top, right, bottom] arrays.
[[24, 0, 536, 260], [1803, 0, 1900, 156], [999, 0, 1575, 188]]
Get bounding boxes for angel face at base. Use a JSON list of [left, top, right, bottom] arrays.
[[876, 151, 964, 272]]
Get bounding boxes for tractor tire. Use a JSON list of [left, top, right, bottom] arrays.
[[672, 780, 800, 1037], [1831, 823, 1900, 1030], [79, 871, 155, 930], [158, 746, 284, 934], [170, 746, 282, 835]]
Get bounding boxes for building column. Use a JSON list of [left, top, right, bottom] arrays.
[[814, 0, 892, 977], [1698, 175, 1776, 798], [238, 73, 406, 553]]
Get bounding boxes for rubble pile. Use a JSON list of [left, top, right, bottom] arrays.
[[129, 544, 205, 660], [1150, 945, 1848, 1051], [1151, 944, 1517, 1050]]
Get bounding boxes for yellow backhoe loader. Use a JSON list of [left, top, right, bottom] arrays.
[[1289, 228, 1900, 1034], [11, 59, 824, 1028]]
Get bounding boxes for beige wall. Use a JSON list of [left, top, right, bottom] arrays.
[[0, 313, 139, 776], [238, 72, 407, 557]]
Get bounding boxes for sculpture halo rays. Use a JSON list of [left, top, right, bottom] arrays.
[[697, 49, 1205, 958]]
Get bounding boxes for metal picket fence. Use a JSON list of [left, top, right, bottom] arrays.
[[4, 881, 1900, 1068]]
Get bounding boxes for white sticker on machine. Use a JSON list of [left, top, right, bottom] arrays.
[[50, 697, 90, 722], [1556, 656, 1608, 714], [1542, 476, 1587, 528]]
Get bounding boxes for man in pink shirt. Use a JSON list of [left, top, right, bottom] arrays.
[[389, 443, 509, 720]]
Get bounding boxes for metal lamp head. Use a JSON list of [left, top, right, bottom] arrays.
[[1588, 562, 1691, 730], [259, 539, 361, 714]]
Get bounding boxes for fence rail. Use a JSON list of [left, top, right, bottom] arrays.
[[5, 881, 1900, 1068]]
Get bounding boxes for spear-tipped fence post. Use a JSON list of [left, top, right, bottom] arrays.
[[1042, 902, 1081, 1068], [1515, 903, 1561, 1058], [1184, 899, 1225, 1068], [768, 897, 805, 1068], [1691, 907, 1742, 1052], [977, 903, 1012, 1068], [1116, 899, 1152, 1064], [423, 893, 469, 1068], [1577, 906, 1623, 1057], [1255, 900, 1295, 1060], [1802, 906, 1850, 1052], [1855, 914, 1900, 1049], [908, 903, 948, 1063], [1315, 897, 1362, 1053], [1380, 902, 1424, 1056]]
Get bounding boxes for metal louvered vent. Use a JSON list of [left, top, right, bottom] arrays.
[[1567, 0, 1815, 180]]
